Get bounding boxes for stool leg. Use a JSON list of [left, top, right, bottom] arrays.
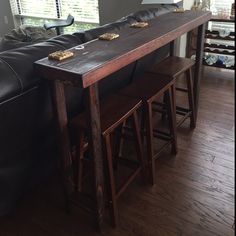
[[104, 134, 118, 227], [166, 86, 178, 155], [131, 111, 146, 182], [140, 106, 146, 144], [117, 121, 127, 158], [113, 121, 126, 170], [145, 102, 155, 185], [161, 93, 168, 120], [74, 131, 85, 192], [186, 68, 196, 128]]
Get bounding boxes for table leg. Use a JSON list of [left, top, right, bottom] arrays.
[[51, 80, 72, 211], [194, 23, 206, 120], [170, 40, 175, 56], [85, 83, 104, 231]]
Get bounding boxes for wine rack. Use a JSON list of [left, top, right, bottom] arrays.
[[187, 17, 235, 70], [203, 18, 235, 70]]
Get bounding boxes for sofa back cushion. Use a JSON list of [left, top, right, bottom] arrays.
[[0, 34, 84, 103]]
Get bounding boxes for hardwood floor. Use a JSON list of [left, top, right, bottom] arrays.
[[0, 67, 234, 236]]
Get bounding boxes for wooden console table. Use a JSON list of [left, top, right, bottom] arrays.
[[35, 10, 211, 231]]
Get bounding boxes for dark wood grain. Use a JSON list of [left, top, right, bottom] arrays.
[[194, 23, 206, 119], [50, 80, 72, 211], [0, 67, 234, 236]]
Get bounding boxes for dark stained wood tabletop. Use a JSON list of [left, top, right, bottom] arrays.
[[35, 10, 211, 88]]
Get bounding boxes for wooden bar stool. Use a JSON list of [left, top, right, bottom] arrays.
[[118, 73, 177, 185], [148, 56, 196, 128], [70, 94, 145, 227]]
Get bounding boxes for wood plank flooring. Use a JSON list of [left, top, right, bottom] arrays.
[[0, 67, 234, 236]]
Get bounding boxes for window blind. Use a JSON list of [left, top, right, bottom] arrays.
[[60, 0, 99, 23], [10, 0, 99, 23], [9, 0, 19, 14], [17, 0, 58, 18], [210, 0, 234, 16]]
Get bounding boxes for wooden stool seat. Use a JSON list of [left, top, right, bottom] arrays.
[[71, 95, 142, 135], [148, 56, 195, 78], [119, 73, 174, 102], [70, 94, 144, 227], [148, 56, 196, 128], [118, 72, 177, 185]]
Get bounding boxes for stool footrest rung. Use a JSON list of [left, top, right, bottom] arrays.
[[177, 112, 192, 127], [152, 102, 166, 114], [153, 140, 173, 160], [176, 87, 188, 92], [176, 106, 190, 113], [115, 157, 140, 170], [176, 110, 189, 116], [153, 101, 165, 107], [153, 129, 172, 141], [116, 167, 141, 199], [152, 107, 166, 113]]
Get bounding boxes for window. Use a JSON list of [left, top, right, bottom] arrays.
[[10, 0, 99, 32], [210, 0, 234, 17]]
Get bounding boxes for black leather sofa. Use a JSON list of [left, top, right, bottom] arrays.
[[0, 5, 177, 216]]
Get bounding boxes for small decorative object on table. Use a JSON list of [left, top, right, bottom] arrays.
[[48, 50, 74, 61], [130, 22, 149, 28], [98, 33, 119, 40], [173, 8, 185, 13]]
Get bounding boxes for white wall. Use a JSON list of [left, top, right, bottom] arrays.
[[179, 0, 195, 57]]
